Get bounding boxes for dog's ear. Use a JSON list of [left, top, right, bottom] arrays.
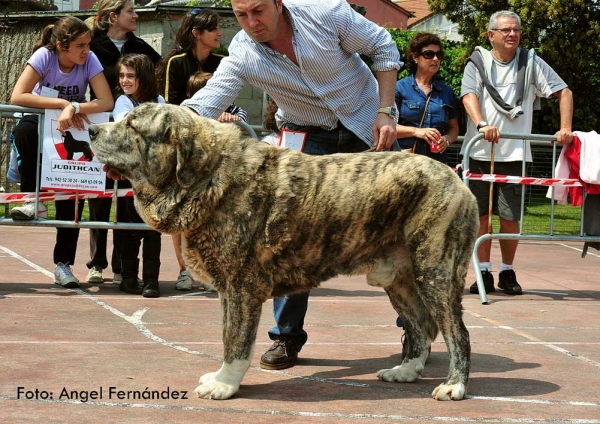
[[174, 129, 206, 189]]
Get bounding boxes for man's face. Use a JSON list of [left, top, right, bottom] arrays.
[[231, 0, 282, 43], [488, 17, 521, 53]]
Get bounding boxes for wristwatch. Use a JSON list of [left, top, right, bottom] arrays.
[[476, 120, 488, 130], [378, 106, 398, 120], [70, 101, 81, 114]]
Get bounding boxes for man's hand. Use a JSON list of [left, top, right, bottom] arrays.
[[479, 125, 501, 143], [555, 128, 573, 145], [372, 114, 397, 151]]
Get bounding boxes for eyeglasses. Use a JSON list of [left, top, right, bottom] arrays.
[[492, 28, 521, 35], [191, 8, 203, 17], [419, 50, 444, 60]]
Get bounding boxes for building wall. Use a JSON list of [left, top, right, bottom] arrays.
[[53, 0, 81, 11], [410, 14, 462, 42], [348, 0, 409, 29]]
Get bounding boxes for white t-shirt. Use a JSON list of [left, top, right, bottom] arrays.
[[460, 52, 567, 162], [113, 95, 165, 122]]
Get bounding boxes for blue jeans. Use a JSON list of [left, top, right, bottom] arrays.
[[268, 123, 369, 346]]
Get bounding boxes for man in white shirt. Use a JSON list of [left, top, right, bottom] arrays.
[[461, 10, 573, 296]]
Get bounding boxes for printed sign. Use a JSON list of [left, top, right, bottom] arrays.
[[41, 109, 109, 193]]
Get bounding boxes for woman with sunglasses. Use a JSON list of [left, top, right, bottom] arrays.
[[395, 32, 459, 163], [394, 33, 459, 357], [157, 8, 224, 292]]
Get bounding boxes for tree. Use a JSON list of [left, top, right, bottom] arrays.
[[428, 0, 600, 134]]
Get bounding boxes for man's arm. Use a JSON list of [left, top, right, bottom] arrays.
[[373, 69, 398, 151], [553, 87, 574, 145]]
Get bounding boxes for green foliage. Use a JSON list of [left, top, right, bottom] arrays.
[[428, 0, 600, 134]]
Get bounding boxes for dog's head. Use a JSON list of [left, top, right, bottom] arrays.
[[90, 103, 242, 188], [89, 103, 244, 231], [63, 131, 74, 142]]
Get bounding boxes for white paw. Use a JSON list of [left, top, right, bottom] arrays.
[[194, 380, 238, 400], [377, 363, 420, 382], [432, 382, 466, 401]]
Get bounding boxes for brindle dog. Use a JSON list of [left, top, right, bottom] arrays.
[[89, 103, 479, 401]]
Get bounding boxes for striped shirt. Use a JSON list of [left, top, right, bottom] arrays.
[[181, 0, 402, 146]]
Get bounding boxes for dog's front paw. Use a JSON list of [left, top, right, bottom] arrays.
[[194, 377, 239, 400], [432, 382, 466, 401], [377, 363, 420, 383]]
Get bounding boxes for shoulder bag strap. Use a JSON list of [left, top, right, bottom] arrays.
[[413, 91, 433, 151]]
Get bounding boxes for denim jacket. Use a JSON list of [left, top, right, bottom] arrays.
[[395, 74, 458, 160]]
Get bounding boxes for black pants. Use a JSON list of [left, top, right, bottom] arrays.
[[115, 180, 161, 266], [53, 199, 85, 265], [12, 115, 41, 192], [87, 176, 122, 272]]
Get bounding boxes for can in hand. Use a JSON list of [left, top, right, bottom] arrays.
[[430, 140, 440, 153]]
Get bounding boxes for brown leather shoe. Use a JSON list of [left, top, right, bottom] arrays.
[[260, 338, 301, 370]]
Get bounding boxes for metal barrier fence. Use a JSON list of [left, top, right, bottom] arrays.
[[0, 104, 256, 230], [462, 133, 600, 304], [3, 105, 595, 303]]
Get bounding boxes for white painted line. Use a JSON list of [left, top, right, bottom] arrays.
[[559, 243, 600, 258], [467, 311, 600, 369]]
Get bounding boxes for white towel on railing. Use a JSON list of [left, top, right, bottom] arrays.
[[578, 131, 600, 184]]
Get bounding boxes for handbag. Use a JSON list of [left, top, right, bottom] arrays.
[[405, 92, 433, 154]]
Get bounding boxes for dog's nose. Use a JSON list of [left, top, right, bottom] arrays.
[[88, 125, 98, 139]]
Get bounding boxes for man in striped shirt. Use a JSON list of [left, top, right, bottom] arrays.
[[182, 0, 403, 370]]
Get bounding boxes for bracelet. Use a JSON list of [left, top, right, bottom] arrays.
[[445, 135, 451, 146]]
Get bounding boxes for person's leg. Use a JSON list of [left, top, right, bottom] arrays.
[[261, 124, 368, 370], [86, 197, 112, 282], [173, 233, 195, 290], [12, 115, 40, 193], [142, 230, 162, 298], [10, 115, 49, 220], [496, 161, 524, 295], [118, 195, 143, 294], [468, 159, 496, 294], [53, 199, 85, 287]]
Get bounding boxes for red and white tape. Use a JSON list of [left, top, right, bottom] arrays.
[[0, 189, 134, 204], [465, 172, 582, 187]]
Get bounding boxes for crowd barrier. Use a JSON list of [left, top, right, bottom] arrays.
[[0, 104, 257, 230], [2, 106, 595, 304], [462, 133, 600, 304]]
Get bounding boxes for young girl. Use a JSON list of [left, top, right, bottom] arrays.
[[84, 0, 161, 286], [10, 16, 113, 288], [112, 53, 164, 298]]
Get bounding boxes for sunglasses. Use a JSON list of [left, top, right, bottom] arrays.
[[419, 50, 444, 60], [191, 8, 203, 17]]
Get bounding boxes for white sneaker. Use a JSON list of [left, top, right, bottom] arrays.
[[54, 263, 80, 288], [175, 270, 193, 291], [86, 266, 104, 284], [11, 201, 47, 220]]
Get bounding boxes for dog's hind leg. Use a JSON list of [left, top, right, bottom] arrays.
[[194, 283, 263, 400], [377, 275, 438, 383]]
